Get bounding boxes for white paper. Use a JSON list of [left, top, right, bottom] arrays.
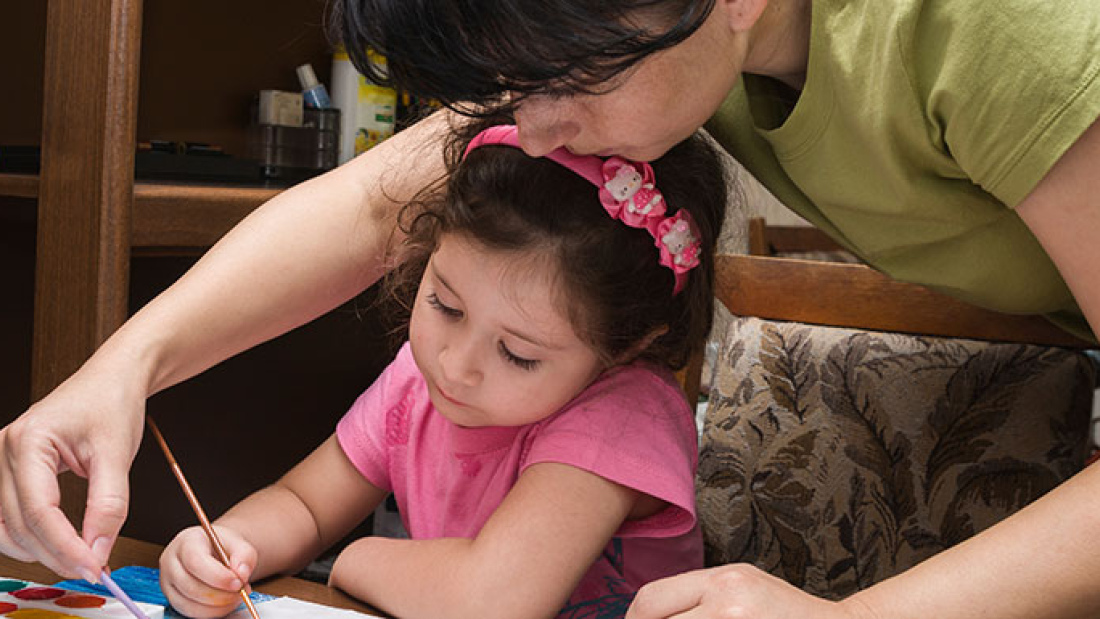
[[227, 596, 383, 619]]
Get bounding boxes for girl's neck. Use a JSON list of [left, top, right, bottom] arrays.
[[742, 0, 813, 90]]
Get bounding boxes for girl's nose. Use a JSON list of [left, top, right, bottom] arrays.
[[514, 96, 581, 157], [439, 341, 482, 388]]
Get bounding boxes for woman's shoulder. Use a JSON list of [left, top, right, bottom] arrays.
[[899, 0, 1098, 78]]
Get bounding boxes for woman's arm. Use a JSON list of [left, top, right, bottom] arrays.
[[845, 116, 1100, 619], [628, 117, 1100, 619], [1015, 117, 1100, 342], [0, 110, 453, 580], [329, 462, 645, 619]]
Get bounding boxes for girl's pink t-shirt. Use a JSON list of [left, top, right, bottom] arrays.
[[337, 343, 702, 616]]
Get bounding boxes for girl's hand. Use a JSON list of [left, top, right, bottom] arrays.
[[159, 526, 258, 619], [625, 564, 872, 619]]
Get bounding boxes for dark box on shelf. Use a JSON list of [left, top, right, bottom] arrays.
[[246, 108, 340, 183]]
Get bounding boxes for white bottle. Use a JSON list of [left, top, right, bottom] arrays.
[[330, 47, 360, 164], [331, 48, 397, 164]]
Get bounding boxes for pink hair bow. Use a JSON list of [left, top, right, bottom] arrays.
[[465, 125, 702, 295], [599, 158, 667, 230], [598, 158, 700, 294]]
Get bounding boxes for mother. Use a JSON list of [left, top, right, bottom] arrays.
[[3, 0, 1099, 617]]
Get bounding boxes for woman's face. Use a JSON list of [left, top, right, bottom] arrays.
[[512, 4, 743, 162]]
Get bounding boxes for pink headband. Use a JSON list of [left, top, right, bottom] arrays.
[[464, 125, 701, 295]]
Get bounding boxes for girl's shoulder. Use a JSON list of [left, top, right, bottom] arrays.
[[547, 361, 694, 432], [340, 341, 430, 432], [373, 341, 425, 395], [521, 361, 699, 526], [593, 360, 684, 399]]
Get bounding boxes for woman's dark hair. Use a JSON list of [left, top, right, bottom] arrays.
[[328, 0, 716, 112], [383, 116, 726, 370]]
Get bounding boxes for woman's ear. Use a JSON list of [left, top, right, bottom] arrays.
[[715, 0, 771, 33]]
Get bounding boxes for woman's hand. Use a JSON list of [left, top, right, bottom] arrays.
[[160, 526, 257, 619], [626, 564, 872, 619], [0, 363, 147, 580], [1, 109, 453, 582]]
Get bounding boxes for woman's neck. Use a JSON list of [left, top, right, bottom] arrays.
[[742, 0, 813, 90]]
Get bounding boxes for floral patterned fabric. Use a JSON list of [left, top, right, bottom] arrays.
[[697, 316, 1095, 599]]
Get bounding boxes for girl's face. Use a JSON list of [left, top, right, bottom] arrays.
[[408, 233, 605, 428], [512, 3, 742, 162]]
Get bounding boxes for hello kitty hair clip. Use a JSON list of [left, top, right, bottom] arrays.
[[464, 125, 702, 295]]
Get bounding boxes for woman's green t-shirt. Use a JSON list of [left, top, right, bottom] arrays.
[[706, 0, 1100, 342]]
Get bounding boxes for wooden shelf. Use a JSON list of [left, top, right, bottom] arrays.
[[0, 174, 281, 249], [2, 0, 346, 526], [0, 173, 40, 199], [132, 182, 280, 249]]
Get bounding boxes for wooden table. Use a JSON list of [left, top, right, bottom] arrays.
[[0, 536, 379, 615]]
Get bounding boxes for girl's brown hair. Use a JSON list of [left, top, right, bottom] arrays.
[[383, 117, 726, 370]]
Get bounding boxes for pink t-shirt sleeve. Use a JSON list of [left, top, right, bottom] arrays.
[[336, 343, 420, 492], [520, 364, 698, 538]]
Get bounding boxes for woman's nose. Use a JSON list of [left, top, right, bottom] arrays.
[[514, 96, 580, 157]]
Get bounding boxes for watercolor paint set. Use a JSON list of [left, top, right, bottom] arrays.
[[0, 578, 165, 619], [2, 567, 381, 619]]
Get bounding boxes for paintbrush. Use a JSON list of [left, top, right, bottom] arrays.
[[146, 416, 262, 619], [99, 568, 152, 619]]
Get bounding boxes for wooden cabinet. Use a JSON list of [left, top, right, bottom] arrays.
[[0, 0, 390, 543], [1, 0, 335, 398]]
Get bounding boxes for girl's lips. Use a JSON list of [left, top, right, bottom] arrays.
[[437, 386, 465, 407]]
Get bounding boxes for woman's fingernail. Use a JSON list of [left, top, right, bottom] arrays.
[[91, 536, 112, 564], [77, 567, 98, 584]]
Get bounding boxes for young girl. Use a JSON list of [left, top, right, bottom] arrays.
[[157, 120, 728, 619]]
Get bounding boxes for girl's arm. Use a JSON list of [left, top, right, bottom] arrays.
[[627, 117, 1100, 619], [218, 435, 387, 579], [0, 111, 453, 580], [160, 435, 386, 617], [329, 462, 648, 619]]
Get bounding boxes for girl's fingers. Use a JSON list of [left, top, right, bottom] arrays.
[[160, 528, 250, 617]]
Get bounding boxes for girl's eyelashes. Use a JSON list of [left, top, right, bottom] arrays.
[[427, 290, 539, 371], [499, 341, 540, 371], [427, 292, 463, 318]]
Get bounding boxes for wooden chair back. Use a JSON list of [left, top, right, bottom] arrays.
[[747, 217, 848, 257], [677, 218, 1093, 405], [715, 254, 1092, 349]]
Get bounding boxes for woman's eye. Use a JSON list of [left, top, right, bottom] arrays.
[[427, 293, 462, 318], [499, 341, 539, 371]]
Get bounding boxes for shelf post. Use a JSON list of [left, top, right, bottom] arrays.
[[33, 0, 144, 524]]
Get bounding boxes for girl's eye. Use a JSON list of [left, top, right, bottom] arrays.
[[499, 341, 540, 372], [427, 293, 462, 319]]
